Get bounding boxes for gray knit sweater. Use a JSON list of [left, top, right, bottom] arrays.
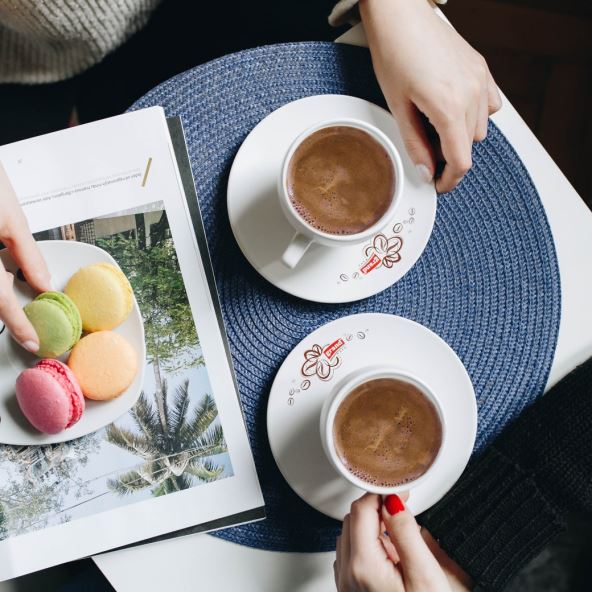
[[0, 0, 447, 84], [0, 0, 161, 83]]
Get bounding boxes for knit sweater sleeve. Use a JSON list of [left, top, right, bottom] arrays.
[[419, 357, 592, 592], [0, 0, 161, 84], [329, 0, 448, 27]]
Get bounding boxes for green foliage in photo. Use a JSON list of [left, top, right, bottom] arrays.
[[96, 212, 202, 374]]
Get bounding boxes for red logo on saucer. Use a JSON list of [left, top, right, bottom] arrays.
[[323, 338, 345, 360], [360, 254, 381, 275]]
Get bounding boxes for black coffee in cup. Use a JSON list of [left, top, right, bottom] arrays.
[[333, 378, 442, 487], [286, 126, 395, 236]]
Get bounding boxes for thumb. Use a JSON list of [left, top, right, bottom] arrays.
[[390, 100, 435, 183], [382, 495, 445, 588], [0, 268, 40, 353]]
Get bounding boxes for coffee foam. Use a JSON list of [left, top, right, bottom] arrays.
[[287, 126, 395, 236], [333, 378, 442, 488]]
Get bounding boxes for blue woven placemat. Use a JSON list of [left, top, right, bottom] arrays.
[[130, 42, 561, 553]]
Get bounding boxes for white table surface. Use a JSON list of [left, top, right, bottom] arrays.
[[3, 16, 592, 592]]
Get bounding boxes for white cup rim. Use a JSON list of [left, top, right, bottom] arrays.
[[321, 366, 446, 495], [279, 118, 405, 244]]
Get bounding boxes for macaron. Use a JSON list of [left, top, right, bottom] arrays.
[[16, 359, 85, 434], [24, 292, 82, 358], [65, 263, 133, 332], [68, 331, 138, 400]]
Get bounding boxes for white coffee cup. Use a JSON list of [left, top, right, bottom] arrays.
[[278, 118, 405, 269], [319, 365, 446, 495]]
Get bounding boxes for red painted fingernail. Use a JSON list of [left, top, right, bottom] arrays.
[[384, 494, 405, 516]]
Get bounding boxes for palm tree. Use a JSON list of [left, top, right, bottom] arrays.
[[106, 379, 227, 496]]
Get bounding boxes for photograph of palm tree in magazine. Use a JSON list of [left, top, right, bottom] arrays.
[[0, 201, 233, 541]]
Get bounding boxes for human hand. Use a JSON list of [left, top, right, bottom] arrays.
[[334, 493, 472, 592], [0, 163, 52, 352], [420, 527, 474, 592], [360, 0, 502, 193]]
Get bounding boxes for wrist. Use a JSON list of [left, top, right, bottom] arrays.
[[330, 0, 437, 29], [360, 0, 436, 42], [360, 0, 434, 67], [360, 0, 434, 20]]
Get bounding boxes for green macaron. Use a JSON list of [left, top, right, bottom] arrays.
[[24, 292, 82, 358]]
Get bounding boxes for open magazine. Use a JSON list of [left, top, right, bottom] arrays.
[[0, 108, 264, 580]]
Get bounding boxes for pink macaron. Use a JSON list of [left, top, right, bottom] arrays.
[[16, 359, 85, 434]]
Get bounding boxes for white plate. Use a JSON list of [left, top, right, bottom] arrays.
[[0, 241, 146, 445], [267, 313, 477, 519], [227, 95, 437, 304]]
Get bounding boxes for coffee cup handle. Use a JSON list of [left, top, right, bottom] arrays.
[[281, 232, 313, 269]]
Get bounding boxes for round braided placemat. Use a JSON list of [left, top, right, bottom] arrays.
[[130, 42, 561, 552]]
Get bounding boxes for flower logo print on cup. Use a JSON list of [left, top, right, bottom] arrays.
[[337, 209, 417, 284], [301, 339, 344, 382], [364, 233, 403, 269], [287, 331, 368, 407]]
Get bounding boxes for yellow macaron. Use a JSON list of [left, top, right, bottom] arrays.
[[68, 331, 138, 400], [65, 263, 133, 332]]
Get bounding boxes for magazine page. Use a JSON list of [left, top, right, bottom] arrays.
[[0, 107, 264, 580]]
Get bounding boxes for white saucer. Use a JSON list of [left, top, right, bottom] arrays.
[[227, 95, 437, 304], [0, 241, 146, 445], [267, 313, 477, 520]]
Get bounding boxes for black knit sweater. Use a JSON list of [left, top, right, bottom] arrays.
[[419, 357, 592, 591]]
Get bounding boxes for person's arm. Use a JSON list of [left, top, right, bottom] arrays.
[[0, 163, 51, 352], [329, 0, 448, 26], [420, 357, 592, 591], [327, 0, 501, 193]]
